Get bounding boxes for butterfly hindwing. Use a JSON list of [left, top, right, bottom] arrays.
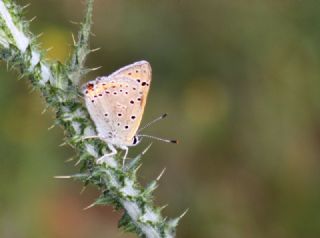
[[83, 61, 152, 146]]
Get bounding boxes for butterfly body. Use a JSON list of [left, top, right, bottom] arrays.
[[82, 61, 152, 153]]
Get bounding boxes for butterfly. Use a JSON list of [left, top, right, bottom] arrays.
[[82, 60, 176, 165]]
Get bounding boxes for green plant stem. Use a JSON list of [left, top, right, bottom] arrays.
[[0, 0, 185, 237]]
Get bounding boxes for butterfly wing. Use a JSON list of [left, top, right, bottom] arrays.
[[83, 61, 152, 146]]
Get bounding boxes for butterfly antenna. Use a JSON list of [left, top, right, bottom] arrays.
[[138, 134, 178, 144], [138, 113, 168, 133]]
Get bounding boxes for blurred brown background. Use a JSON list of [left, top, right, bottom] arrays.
[[1, 0, 320, 237]]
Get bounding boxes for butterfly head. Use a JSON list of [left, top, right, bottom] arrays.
[[131, 135, 141, 146]]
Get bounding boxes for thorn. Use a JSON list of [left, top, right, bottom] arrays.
[[179, 208, 189, 219], [75, 159, 82, 166], [90, 47, 101, 53], [71, 33, 76, 46], [167, 208, 189, 228], [80, 186, 87, 194], [160, 204, 168, 211], [145, 180, 157, 192], [140, 142, 153, 156], [18, 74, 24, 80], [54, 175, 72, 179], [22, 3, 31, 10], [89, 66, 102, 71], [83, 202, 95, 210], [41, 107, 48, 114], [35, 32, 43, 39], [156, 168, 166, 181], [46, 47, 53, 52], [64, 157, 74, 163], [69, 20, 80, 25], [133, 164, 142, 175], [28, 87, 36, 93], [126, 143, 152, 171], [30, 16, 37, 22], [48, 124, 55, 130], [142, 143, 153, 155], [59, 142, 67, 147]]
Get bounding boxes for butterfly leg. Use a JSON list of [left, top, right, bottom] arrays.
[[119, 146, 129, 169], [96, 144, 117, 164], [82, 135, 101, 141]]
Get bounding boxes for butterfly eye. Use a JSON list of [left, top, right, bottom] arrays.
[[133, 136, 139, 145]]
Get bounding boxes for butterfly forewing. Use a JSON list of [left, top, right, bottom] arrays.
[[83, 61, 152, 146]]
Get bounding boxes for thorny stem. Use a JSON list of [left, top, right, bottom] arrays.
[[0, 0, 185, 237]]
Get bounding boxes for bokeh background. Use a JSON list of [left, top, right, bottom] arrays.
[[1, 0, 320, 237]]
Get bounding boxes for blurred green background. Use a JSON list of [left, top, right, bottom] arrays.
[[1, 0, 320, 237]]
